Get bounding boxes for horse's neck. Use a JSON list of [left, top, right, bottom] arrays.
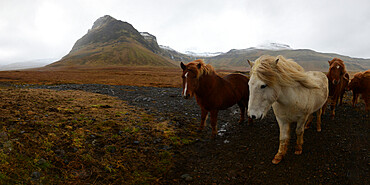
[[276, 86, 300, 106]]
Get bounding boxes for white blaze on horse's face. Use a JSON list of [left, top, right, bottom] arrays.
[[248, 74, 276, 119], [183, 72, 188, 98]]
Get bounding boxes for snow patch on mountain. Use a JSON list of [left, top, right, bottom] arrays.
[[184, 51, 224, 57], [159, 45, 175, 52], [254, 42, 292, 50]]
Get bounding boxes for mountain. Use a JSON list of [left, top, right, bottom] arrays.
[[0, 58, 56, 71], [206, 46, 370, 71], [184, 51, 224, 57], [48, 15, 174, 67], [46, 15, 368, 71], [159, 45, 194, 62]]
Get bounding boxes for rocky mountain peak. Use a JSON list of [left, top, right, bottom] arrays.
[[91, 15, 116, 30], [70, 15, 159, 53]]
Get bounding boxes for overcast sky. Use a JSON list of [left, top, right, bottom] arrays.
[[1, 0, 370, 65]]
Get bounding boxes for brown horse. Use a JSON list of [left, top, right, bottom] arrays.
[[323, 58, 349, 119], [347, 70, 370, 111], [180, 59, 251, 137]]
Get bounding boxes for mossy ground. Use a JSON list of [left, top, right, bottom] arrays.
[[0, 88, 195, 184]]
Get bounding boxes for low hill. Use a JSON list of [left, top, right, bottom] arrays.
[[206, 47, 370, 71], [48, 15, 175, 68]]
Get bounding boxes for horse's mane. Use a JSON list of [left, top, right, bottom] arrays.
[[251, 55, 319, 89], [329, 58, 347, 72], [362, 70, 370, 78], [187, 59, 216, 78]]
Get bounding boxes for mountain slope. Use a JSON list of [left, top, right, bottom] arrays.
[[206, 48, 370, 71], [48, 15, 174, 67]]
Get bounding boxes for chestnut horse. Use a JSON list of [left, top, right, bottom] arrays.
[[323, 58, 349, 119], [180, 59, 251, 137], [347, 70, 370, 111]]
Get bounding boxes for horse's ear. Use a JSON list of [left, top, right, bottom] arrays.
[[247, 60, 254, 67], [180, 62, 186, 70], [275, 58, 279, 64], [197, 63, 201, 69], [328, 60, 331, 64], [344, 73, 350, 81]]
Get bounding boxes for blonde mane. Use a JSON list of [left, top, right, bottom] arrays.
[[251, 55, 319, 89], [187, 59, 216, 78]]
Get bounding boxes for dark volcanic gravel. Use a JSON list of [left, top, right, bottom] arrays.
[[27, 84, 369, 184]]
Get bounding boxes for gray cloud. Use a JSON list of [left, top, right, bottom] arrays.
[[1, 0, 369, 65]]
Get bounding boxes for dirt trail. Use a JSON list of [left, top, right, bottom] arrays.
[[27, 84, 369, 184]]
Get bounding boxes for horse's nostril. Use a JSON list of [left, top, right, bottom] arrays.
[[251, 115, 256, 119]]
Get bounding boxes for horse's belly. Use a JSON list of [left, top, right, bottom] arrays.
[[273, 87, 328, 121]]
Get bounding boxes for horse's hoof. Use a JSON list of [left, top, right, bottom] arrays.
[[294, 150, 302, 155], [248, 118, 253, 125], [272, 154, 283, 164], [272, 158, 281, 164], [330, 115, 335, 120], [317, 128, 322, 132], [238, 119, 245, 124]]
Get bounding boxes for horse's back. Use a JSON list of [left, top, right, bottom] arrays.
[[223, 73, 250, 100], [306, 71, 329, 110], [306, 71, 328, 87], [223, 73, 249, 84]]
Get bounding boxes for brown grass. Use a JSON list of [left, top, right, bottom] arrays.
[[0, 66, 236, 88], [0, 88, 188, 184], [0, 66, 183, 88]]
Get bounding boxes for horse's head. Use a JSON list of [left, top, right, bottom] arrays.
[[180, 60, 203, 99], [327, 58, 346, 85], [347, 72, 362, 91], [247, 56, 280, 119]]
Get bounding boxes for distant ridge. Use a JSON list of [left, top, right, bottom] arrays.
[[48, 15, 175, 67], [205, 47, 370, 71]]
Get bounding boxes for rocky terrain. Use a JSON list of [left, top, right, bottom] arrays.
[[24, 83, 368, 184]]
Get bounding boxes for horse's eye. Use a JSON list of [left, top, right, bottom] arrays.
[[261, 84, 267, 89]]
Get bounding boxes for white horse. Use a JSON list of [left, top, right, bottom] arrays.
[[247, 55, 328, 164]]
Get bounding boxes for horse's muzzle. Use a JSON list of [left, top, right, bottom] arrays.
[[249, 114, 262, 120]]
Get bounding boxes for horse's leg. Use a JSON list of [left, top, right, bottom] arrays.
[[330, 96, 337, 120], [199, 108, 208, 131], [237, 102, 245, 124], [209, 110, 219, 138], [365, 94, 370, 112], [304, 114, 313, 130], [272, 118, 290, 164], [340, 87, 347, 106], [243, 98, 253, 125], [316, 108, 323, 132], [322, 99, 329, 115], [295, 115, 309, 155], [352, 92, 358, 107]]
